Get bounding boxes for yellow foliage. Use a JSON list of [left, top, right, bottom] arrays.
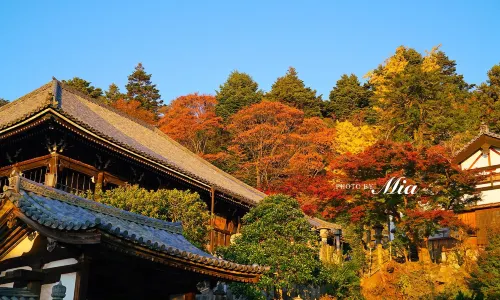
[[421, 45, 441, 73], [334, 121, 378, 154], [366, 46, 409, 101]]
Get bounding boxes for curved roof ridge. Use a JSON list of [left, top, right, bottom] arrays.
[[18, 177, 183, 233]]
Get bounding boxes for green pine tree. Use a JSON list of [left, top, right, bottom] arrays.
[[326, 74, 371, 121], [367, 46, 472, 145], [105, 83, 124, 104], [0, 98, 8, 107], [126, 63, 163, 113], [266, 67, 322, 117], [473, 64, 500, 133], [62, 77, 104, 99], [470, 227, 500, 298], [215, 71, 263, 120]]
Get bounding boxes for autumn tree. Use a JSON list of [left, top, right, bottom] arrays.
[[105, 83, 124, 104], [367, 46, 472, 145], [227, 101, 304, 189], [226, 101, 334, 191], [62, 77, 104, 99], [215, 71, 263, 120], [266, 67, 323, 117], [0, 98, 8, 107], [112, 98, 156, 125], [219, 194, 321, 299], [326, 74, 371, 121], [159, 93, 222, 154], [126, 63, 163, 114], [334, 120, 378, 155], [328, 141, 480, 257]]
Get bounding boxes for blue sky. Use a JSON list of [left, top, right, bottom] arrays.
[[1, 1, 499, 103]]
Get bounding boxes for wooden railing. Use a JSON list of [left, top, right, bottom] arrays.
[[0, 154, 125, 195]]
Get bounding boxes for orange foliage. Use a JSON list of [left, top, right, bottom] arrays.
[[227, 101, 335, 191], [158, 93, 222, 154], [112, 98, 157, 125]]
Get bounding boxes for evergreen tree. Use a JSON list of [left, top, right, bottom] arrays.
[[266, 67, 322, 117], [0, 98, 8, 107], [62, 77, 103, 99], [473, 64, 500, 133], [326, 74, 371, 121], [105, 83, 124, 104], [126, 63, 163, 113], [367, 46, 472, 145], [470, 226, 500, 298], [215, 71, 263, 120], [219, 194, 321, 299]]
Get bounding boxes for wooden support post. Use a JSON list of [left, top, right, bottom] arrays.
[[74, 253, 91, 300], [94, 171, 105, 198], [210, 187, 215, 253], [45, 152, 59, 187], [377, 244, 383, 268]]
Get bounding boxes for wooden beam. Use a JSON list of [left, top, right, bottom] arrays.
[[210, 186, 215, 253]]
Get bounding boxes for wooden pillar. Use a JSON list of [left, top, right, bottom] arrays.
[[210, 187, 215, 253], [377, 244, 383, 268], [74, 253, 91, 300], [45, 152, 59, 187], [94, 171, 105, 197]]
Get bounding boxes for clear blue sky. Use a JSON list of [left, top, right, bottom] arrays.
[[1, 1, 499, 103]]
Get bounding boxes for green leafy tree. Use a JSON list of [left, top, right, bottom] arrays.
[[326, 74, 371, 121], [470, 226, 500, 299], [0, 98, 8, 107], [215, 71, 263, 120], [367, 46, 472, 145], [472, 64, 500, 133], [90, 185, 210, 249], [266, 67, 322, 117], [62, 77, 104, 99], [126, 63, 163, 114], [105, 83, 124, 104], [320, 224, 364, 299], [219, 194, 321, 299]]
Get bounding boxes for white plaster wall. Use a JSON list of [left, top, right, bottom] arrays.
[[490, 148, 500, 165], [39, 258, 79, 300], [40, 273, 77, 300], [480, 189, 500, 205], [461, 150, 483, 169]]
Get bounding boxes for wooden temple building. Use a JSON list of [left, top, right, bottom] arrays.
[[454, 124, 500, 247], [427, 124, 500, 260], [0, 79, 273, 299]]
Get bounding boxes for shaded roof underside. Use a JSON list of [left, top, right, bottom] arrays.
[[2, 177, 266, 277]]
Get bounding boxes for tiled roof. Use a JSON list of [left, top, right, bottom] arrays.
[[0, 80, 266, 205], [2, 176, 267, 276], [454, 130, 500, 158], [308, 216, 341, 230]]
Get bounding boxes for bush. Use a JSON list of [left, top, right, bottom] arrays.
[[84, 185, 210, 249], [219, 194, 321, 299]]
